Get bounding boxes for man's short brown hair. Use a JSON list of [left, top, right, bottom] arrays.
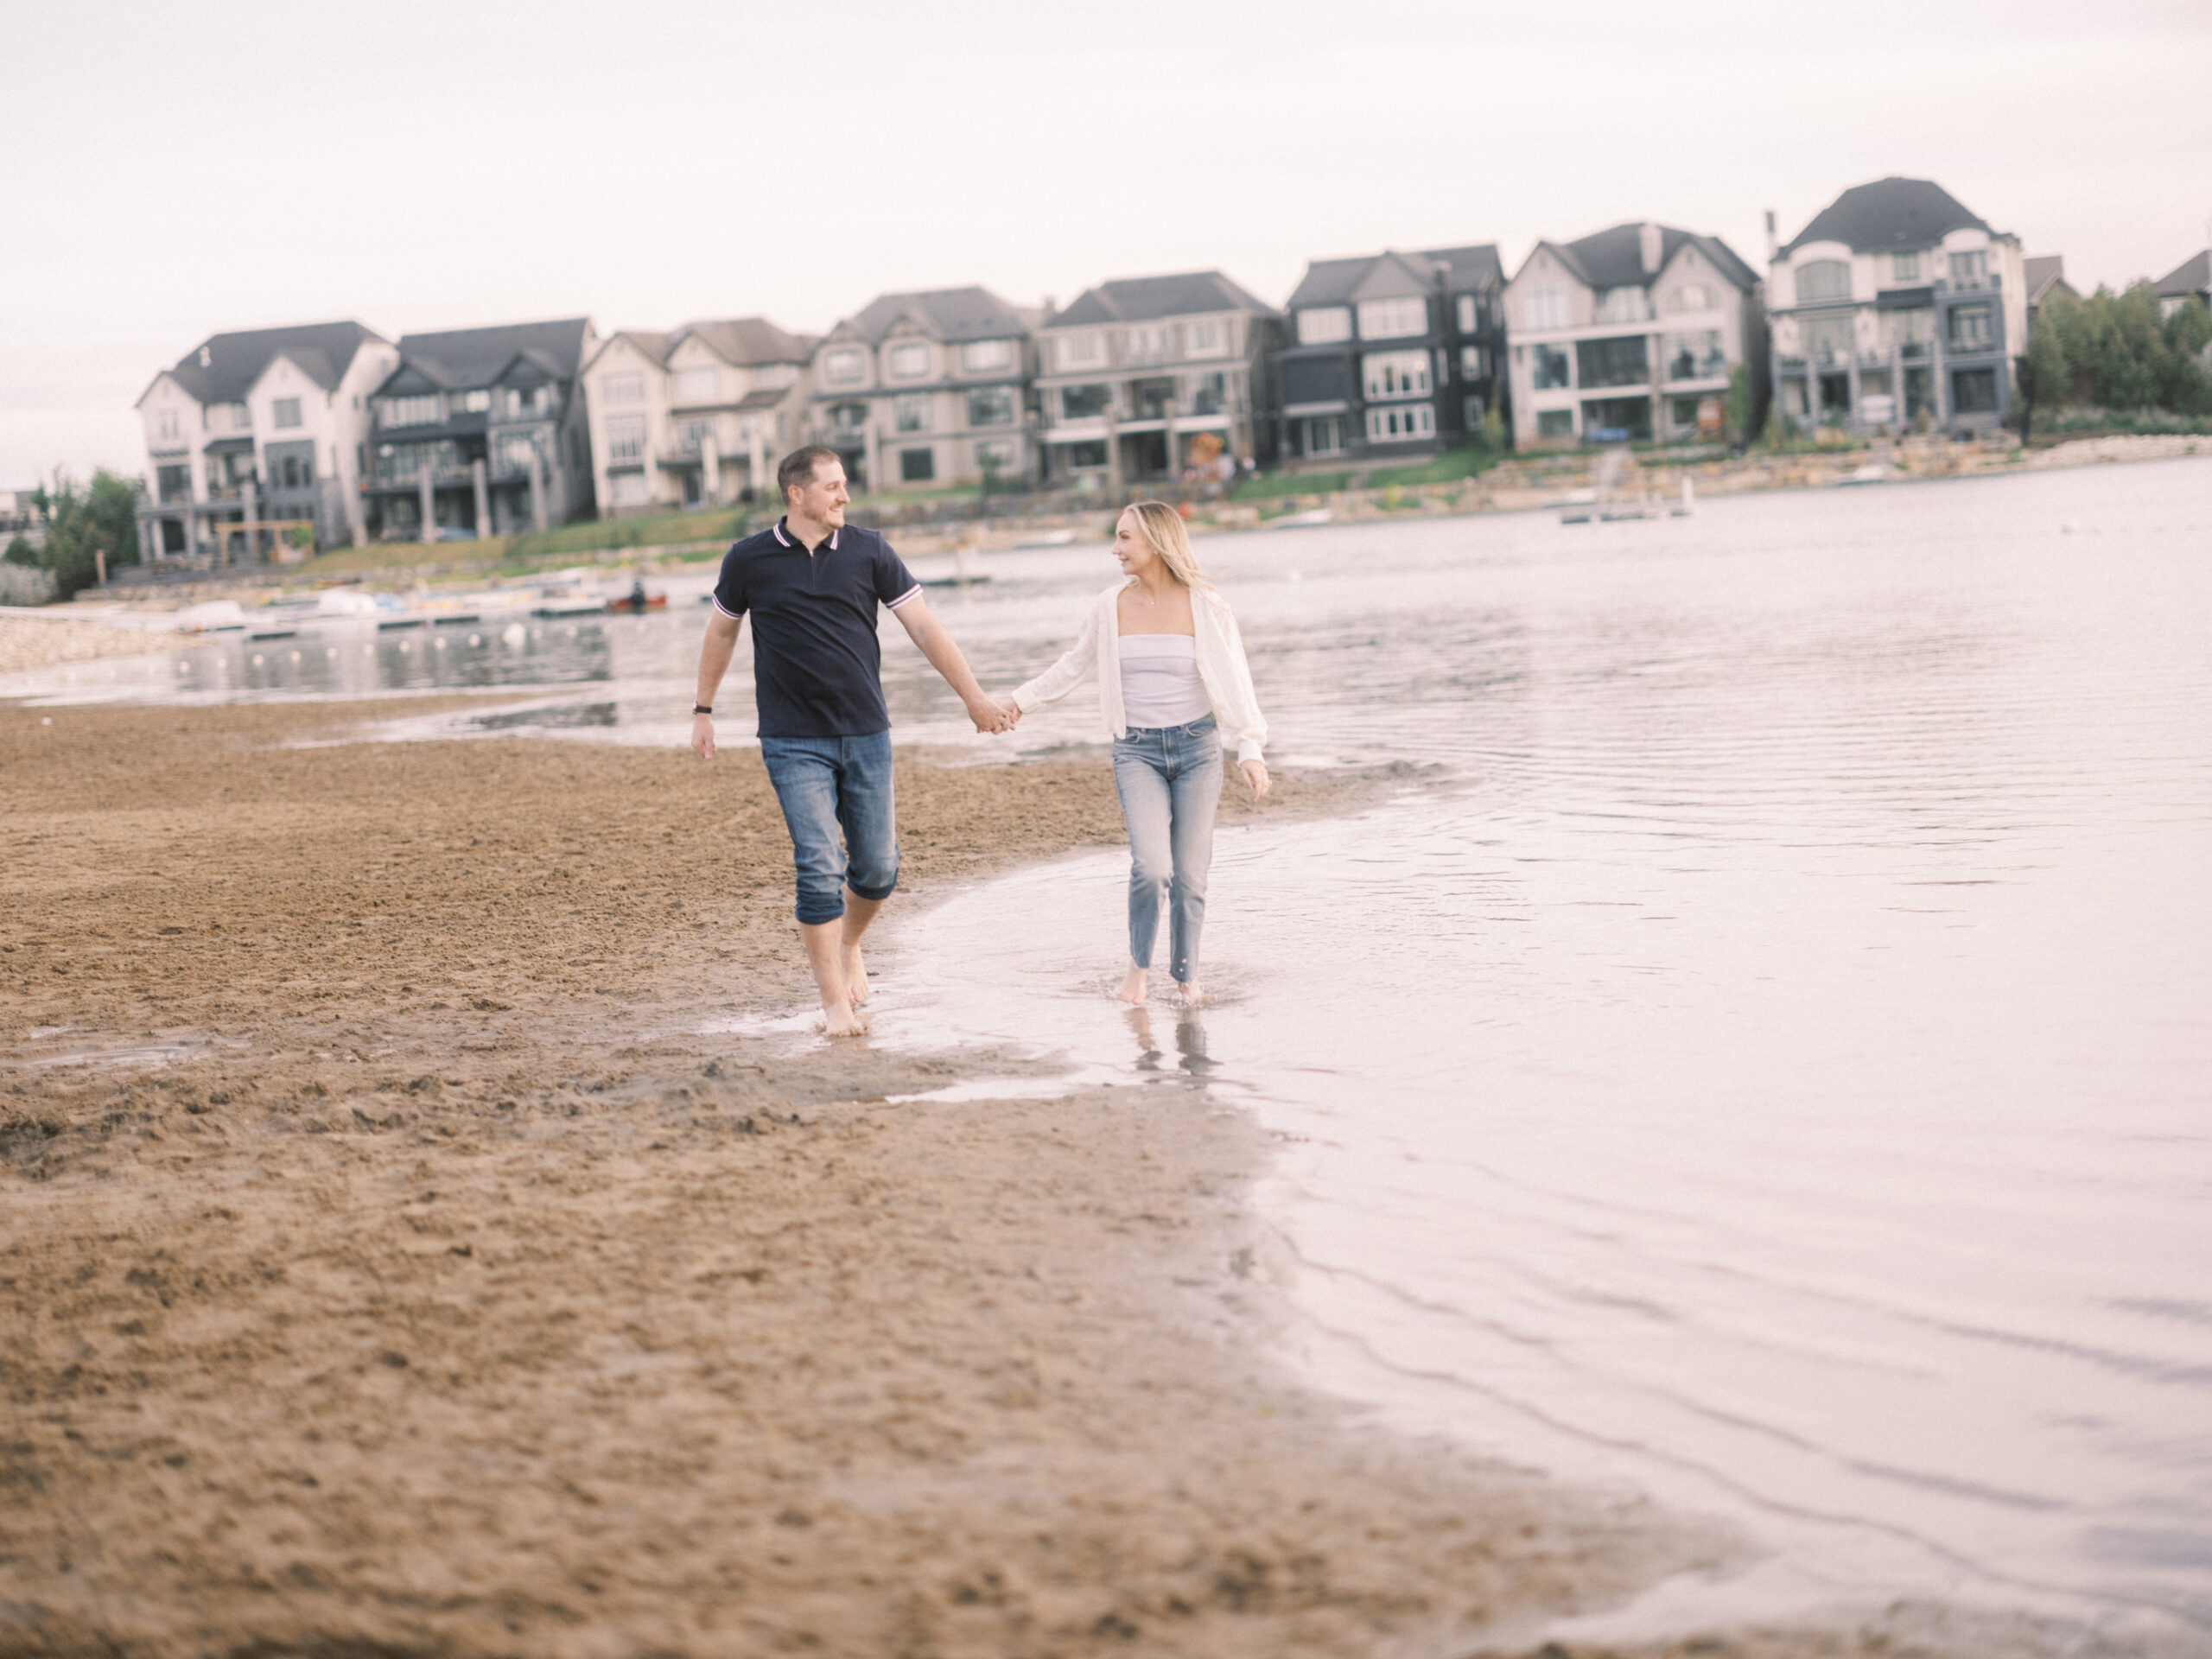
[[777, 446, 840, 500]]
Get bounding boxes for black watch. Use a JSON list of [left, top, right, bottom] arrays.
[[692, 703, 713, 715]]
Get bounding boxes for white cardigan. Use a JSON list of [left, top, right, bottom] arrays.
[[1012, 581, 1268, 762]]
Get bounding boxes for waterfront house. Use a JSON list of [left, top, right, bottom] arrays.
[[804, 288, 1037, 493], [2, 489, 46, 551], [1272, 245, 1507, 467], [133, 321, 397, 560], [1766, 177, 2025, 435], [2024, 256, 2075, 328], [1503, 223, 1762, 448], [582, 318, 814, 518], [363, 317, 598, 541], [2152, 245, 2210, 321], [1033, 270, 1281, 491]]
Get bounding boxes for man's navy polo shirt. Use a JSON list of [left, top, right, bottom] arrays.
[[711, 518, 922, 739]]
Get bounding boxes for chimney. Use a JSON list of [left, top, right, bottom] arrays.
[[1639, 221, 1662, 276], [1764, 210, 1778, 264]]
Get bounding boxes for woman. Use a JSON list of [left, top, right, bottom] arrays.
[[1007, 501, 1269, 1006]]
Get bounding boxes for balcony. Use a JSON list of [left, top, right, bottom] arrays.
[[1934, 273, 2003, 297]]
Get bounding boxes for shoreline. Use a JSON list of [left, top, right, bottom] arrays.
[[3, 698, 2183, 1657]]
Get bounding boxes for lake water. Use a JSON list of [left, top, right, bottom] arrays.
[[16, 461, 2212, 1645]]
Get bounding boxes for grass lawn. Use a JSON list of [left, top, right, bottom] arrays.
[[1364, 445, 1497, 489], [1230, 469, 1351, 501]]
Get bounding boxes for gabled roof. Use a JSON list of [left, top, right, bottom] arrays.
[[1286, 244, 1508, 311], [386, 317, 593, 392], [836, 286, 1028, 346], [2153, 249, 2211, 299], [1531, 222, 1759, 293], [2024, 256, 2070, 304], [588, 330, 675, 371], [144, 320, 385, 408], [1045, 270, 1277, 330], [1780, 177, 1991, 257], [676, 316, 813, 365]]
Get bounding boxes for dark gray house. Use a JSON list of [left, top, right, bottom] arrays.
[[1271, 245, 1507, 467], [1034, 270, 1281, 490], [364, 317, 598, 539]]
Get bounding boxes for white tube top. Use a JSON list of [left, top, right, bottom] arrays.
[[1116, 633, 1212, 727]]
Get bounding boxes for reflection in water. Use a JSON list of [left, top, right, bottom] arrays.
[[1125, 1003, 1213, 1080]]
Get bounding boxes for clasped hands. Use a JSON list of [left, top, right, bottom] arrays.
[[969, 696, 1023, 735]]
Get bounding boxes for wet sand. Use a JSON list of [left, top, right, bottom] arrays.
[[1, 700, 2133, 1657]]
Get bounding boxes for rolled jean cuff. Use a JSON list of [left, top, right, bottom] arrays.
[[846, 871, 898, 903]]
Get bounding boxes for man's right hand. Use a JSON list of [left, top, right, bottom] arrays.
[[691, 713, 716, 760]]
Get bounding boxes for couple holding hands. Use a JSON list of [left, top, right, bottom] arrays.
[[692, 448, 1268, 1035]]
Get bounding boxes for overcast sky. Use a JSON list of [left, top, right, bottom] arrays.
[[3, 0, 2207, 485]]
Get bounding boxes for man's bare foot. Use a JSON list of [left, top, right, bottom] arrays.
[[843, 941, 870, 1007], [1117, 963, 1149, 1005], [1176, 981, 1205, 1007], [819, 993, 868, 1038]]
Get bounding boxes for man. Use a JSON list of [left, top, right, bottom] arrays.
[[691, 447, 1014, 1035]]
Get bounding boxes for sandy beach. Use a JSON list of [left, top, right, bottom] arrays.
[[5, 696, 2179, 1657], [2, 697, 1730, 1658]]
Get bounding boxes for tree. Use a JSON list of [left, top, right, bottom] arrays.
[[1725, 362, 1756, 446], [2016, 314, 2069, 442], [20, 469, 141, 598]]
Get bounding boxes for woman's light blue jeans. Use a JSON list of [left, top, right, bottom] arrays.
[[1111, 716, 1222, 985]]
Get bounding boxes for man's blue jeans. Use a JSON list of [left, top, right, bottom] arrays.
[[759, 730, 899, 925], [1111, 716, 1223, 984]]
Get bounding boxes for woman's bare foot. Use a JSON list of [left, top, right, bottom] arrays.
[[1116, 963, 1149, 1005], [1176, 981, 1205, 1008], [843, 940, 870, 1007]]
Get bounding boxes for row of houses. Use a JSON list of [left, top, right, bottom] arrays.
[[129, 179, 2212, 560]]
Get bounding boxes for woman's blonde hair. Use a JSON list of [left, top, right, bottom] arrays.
[[1122, 499, 1210, 588]]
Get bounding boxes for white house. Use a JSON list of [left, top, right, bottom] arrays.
[[805, 288, 1038, 493], [582, 317, 814, 517], [1503, 222, 1763, 448], [1767, 177, 2026, 435], [134, 321, 397, 559]]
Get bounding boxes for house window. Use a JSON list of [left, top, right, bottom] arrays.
[[1060, 384, 1112, 420], [272, 397, 302, 429], [1662, 331, 1726, 381], [1530, 345, 1571, 390], [967, 387, 1015, 427], [1952, 366, 1998, 412], [1892, 251, 1921, 282], [1948, 250, 1987, 285], [1803, 313, 1854, 364], [1575, 335, 1649, 389], [976, 439, 1014, 473], [1882, 308, 1934, 354], [1363, 350, 1431, 400], [1456, 294, 1479, 333], [820, 347, 866, 387], [1296, 307, 1352, 346], [1464, 394, 1485, 429], [1662, 283, 1714, 315], [1670, 396, 1703, 427], [1520, 287, 1569, 329], [899, 447, 935, 482], [505, 386, 543, 418], [1303, 416, 1346, 456], [604, 414, 646, 463], [1127, 325, 1167, 360], [1067, 440, 1109, 467], [1058, 332, 1107, 368], [459, 389, 491, 413], [1796, 260, 1852, 303], [156, 463, 192, 503], [1537, 410, 1576, 439], [895, 394, 931, 433], [228, 403, 253, 430], [1594, 287, 1652, 324], [1948, 303, 1994, 351], [1187, 372, 1226, 416], [1459, 346, 1486, 379], [963, 338, 1014, 373], [673, 368, 720, 403], [602, 373, 644, 406], [153, 409, 180, 442], [829, 402, 868, 433], [1357, 296, 1427, 340], [380, 394, 439, 427], [887, 342, 930, 379], [1185, 317, 1226, 357], [1364, 403, 1434, 442], [497, 429, 550, 474]]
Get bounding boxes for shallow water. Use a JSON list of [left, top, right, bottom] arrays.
[[17, 461, 2212, 1639]]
